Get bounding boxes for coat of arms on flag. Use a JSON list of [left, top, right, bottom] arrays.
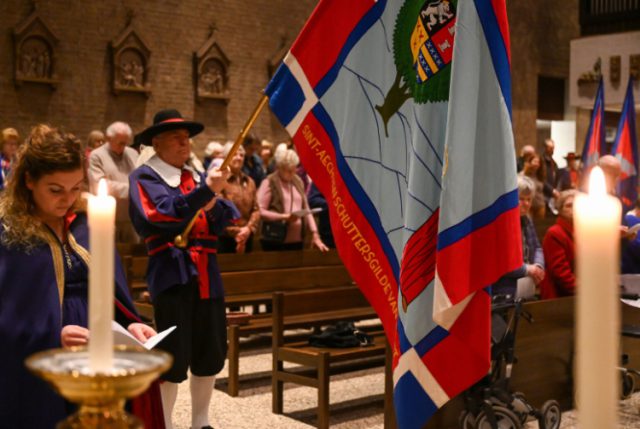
[[411, 1, 456, 84], [265, 1, 522, 427]]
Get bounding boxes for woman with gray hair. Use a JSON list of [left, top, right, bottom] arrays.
[[493, 175, 545, 299], [256, 143, 328, 251]]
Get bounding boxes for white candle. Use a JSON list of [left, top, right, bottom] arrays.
[[575, 166, 621, 428], [88, 179, 116, 372]]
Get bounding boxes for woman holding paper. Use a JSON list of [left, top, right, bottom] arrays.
[[257, 143, 328, 252], [0, 125, 163, 429]]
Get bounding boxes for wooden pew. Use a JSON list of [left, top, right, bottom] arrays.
[[123, 250, 353, 315], [271, 288, 387, 429]]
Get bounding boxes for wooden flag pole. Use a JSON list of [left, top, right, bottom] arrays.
[[174, 93, 269, 248], [220, 93, 269, 170]]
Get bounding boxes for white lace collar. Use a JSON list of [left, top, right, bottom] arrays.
[[144, 154, 201, 188]]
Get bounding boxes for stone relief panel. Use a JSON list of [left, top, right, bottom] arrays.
[[13, 10, 59, 87], [198, 58, 226, 96], [117, 48, 145, 89], [194, 27, 230, 102], [111, 22, 151, 95]]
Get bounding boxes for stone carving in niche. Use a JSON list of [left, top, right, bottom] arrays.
[[194, 26, 230, 102], [13, 10, 59, 87], [110, 18, 151, 96], [267, 34, 289, 78]]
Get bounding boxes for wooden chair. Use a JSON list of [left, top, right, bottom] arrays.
[[271, 288, 387, 428]]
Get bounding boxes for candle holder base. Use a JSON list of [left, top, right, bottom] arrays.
[[26, 345, 172, 429], [57, 404, 141, 429]]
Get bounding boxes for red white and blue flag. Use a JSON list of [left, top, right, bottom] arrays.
[[265, 0, 522, 427], [582, 78, 607, 171], [611, 77, 638, 212]]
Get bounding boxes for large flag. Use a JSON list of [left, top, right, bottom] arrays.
[[611, 77, 638, 213], [265, 0, 522, 427], [581, 78, 606, 171]]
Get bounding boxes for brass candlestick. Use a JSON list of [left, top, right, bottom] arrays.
[[26, 345, 172, 429]]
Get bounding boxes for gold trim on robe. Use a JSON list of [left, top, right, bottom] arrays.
[[41, 228, 65, 308], [68, 233, 91, 267], [41, 227, 91, 309]]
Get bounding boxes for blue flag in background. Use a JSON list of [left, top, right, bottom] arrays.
[[612, 77, 638, 212]]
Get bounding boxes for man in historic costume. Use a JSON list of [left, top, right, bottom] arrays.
[[0, 125, 164, 429], [129, 109, 238, 429]]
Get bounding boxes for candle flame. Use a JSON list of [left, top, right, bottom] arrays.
[[97, 179, 109, 197], [588, 166, 606, 197]]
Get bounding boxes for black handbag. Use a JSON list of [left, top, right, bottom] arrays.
[[260, 220, 288, 243], [261, 182, 294, 243], [308, 322, 373, 348]]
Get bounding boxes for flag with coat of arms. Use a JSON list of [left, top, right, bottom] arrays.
[[264, 0, 522, 427]]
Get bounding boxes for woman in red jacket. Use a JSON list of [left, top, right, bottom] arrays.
[[540, 190, 578, 299]]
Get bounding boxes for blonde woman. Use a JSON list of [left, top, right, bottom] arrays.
[[257, 143, 328, 251], [0, 125, 162, 427], [0, 127, 21, 189]]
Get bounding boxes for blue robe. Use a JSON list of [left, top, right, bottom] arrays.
[[0, 212, 150, 429]]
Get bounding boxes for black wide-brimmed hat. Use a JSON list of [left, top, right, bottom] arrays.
[[134, 109, 204, 147]]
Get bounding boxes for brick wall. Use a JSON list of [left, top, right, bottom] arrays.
[[0, 1, 579, 155], [0, 0, 316, 154]]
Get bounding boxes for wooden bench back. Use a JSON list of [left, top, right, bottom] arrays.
[[274, 287, 370, 317], [217, 249, 343, 272], [116, 242, 147, 258], [123, 250, 353, 296], [223, 265, 353, 295], [272, 287, 373, 349]]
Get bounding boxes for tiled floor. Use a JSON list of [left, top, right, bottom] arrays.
[[170, 341, 640, 429]]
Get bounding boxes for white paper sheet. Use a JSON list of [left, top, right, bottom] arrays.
[[291, 207, 323, 217], [111, 321, 176, 350]]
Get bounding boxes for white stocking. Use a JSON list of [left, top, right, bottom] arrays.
[[190, 375, 215, 428], [160, 381, 179, 429]]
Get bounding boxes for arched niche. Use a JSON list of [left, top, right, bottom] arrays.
[[194, 28, 231, 102], [13, 10, 59, 88]]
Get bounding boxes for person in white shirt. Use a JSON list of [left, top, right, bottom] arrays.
[[88, 121, 139, 242]]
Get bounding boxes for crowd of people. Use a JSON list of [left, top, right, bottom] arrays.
[[507, 138, 640, 301]]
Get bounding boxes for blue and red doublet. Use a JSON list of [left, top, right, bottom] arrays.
[[128, 156, 238, 300]]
